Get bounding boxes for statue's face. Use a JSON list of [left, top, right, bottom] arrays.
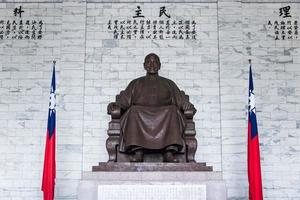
[[144, 55, 161, 74]]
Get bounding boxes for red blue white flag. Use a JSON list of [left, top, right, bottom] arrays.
[[247, 64, 263, 200], [42, 62, 56, 200]]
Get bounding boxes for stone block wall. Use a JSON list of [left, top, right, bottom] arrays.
[[0, 0, 299, 200], [0, 2, 62, 199], [242, 3, 300, 199]]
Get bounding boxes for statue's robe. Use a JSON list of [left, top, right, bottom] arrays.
[[117, 74, 194, 153]]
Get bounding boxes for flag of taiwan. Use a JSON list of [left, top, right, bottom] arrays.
[[42, 62, 56, 200], [247, 64, 263, 200]]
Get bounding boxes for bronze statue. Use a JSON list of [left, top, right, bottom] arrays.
[[107, 53, 196, 163]]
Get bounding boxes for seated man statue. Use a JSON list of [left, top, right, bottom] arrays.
[[108, 53, 196, 162]]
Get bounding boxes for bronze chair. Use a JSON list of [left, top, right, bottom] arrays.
[[106, 90, 197, 163]]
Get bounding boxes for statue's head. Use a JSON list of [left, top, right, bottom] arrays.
[[144, 53, 161, 74]]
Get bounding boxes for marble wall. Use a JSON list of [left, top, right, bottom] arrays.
[[0, 0, 299, 199]]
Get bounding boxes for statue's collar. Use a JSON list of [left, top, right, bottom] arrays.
[[146, 74, 159, 81]]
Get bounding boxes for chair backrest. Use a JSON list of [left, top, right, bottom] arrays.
[[180, 91, 190, 102], [115, 91, 123, 102]]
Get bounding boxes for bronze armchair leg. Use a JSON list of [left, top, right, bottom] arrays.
[[106, 136, 119, 162]]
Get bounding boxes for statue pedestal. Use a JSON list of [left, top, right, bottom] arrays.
[[78, 166, 227, 200], [92, 162, 213, 171]]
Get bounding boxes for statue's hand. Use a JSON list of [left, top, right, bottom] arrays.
[[182, 102, 193, 111], [182, 102, 197, 118], [107, 102, 120, 114]]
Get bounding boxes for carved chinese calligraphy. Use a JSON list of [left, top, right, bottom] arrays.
[[267, 5, 299, 41], [0, 20, 43, 40], [107, 5, 197, 40], [108, 19, 196, 40], [0, 6, 44, 40]]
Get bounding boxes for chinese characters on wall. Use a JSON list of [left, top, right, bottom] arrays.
[[0, 6, 44, 40], [267, 6, 298, 40], [107, 6, 197, 40]]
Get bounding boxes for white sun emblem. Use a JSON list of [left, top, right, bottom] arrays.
[[249, 90, 255, 114], [49, 89, 56, 115]]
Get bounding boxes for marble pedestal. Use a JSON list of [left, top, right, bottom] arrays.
[[78, 171, 227, 200]]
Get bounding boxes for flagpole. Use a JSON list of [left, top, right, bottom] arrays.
[[247, 61, 263, 200], [42, 61, 56, 200]]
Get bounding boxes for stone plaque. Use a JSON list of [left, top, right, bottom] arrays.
[[98, 184, 206, 200]]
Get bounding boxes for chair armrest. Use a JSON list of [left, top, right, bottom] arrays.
[[184, 108, 196, 119], [107, 103, 122, 119]]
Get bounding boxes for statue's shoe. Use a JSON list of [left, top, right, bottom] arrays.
[[130, 151, 144, 162], [163, 152, 179, 163]]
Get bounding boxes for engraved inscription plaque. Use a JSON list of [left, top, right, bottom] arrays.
[[98, 184, 206, 200]]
